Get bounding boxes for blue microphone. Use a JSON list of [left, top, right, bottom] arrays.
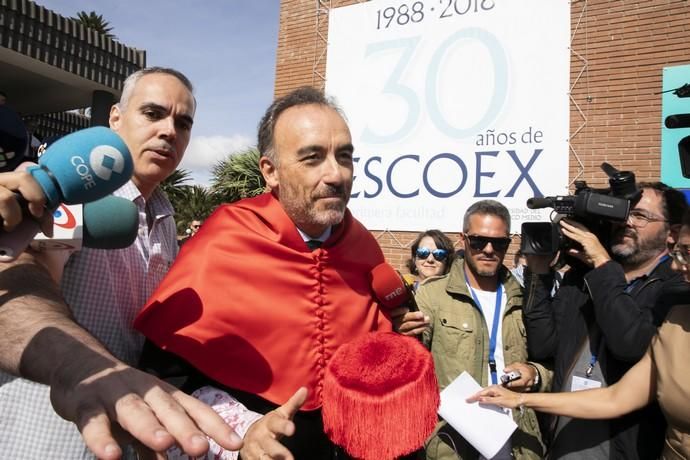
[[0, 127, 135, 261], [27, 126, 133, 208]]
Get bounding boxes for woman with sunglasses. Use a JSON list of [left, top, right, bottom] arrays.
[[469, 208, 690, 460], [406, 229, 456, 290]]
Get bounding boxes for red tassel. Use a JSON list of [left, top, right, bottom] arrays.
[[322, 332, 439, 460]]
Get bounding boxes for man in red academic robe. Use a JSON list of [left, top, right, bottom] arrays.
[[134, 87, 395, 460]]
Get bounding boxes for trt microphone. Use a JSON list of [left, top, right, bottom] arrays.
[[369, 262, 419, 312], [27, 126, 133, 208]]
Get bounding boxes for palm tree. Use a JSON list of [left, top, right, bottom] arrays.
[[211, 147, 266, 204], [73, 11, 117, 40], [160, 168, 193, 206], [72, 10, 117, 116], [173, 185, 218, 234]]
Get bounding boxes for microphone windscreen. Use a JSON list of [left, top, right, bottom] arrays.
[[83, 195, 138, 249], [369, 262, 411, 309], [0, 106, 28, 172], [28, 127, 133, 208]]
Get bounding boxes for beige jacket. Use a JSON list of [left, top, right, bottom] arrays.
[[417, 259, 550, 460]]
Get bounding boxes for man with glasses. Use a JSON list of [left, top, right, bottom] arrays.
[[399, 199, 549, 460], [522, 182, 689, 459]]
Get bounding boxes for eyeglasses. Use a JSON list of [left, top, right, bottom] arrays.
[[466, 235, 511, 252], [415, 247, 449, 262], [627, 210, 667, 228], [670, 243, 690, 266]]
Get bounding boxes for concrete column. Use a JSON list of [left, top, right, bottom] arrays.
[[90, 90, 115, 127]]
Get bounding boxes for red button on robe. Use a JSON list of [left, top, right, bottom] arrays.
[[134, 192, 392, 410]]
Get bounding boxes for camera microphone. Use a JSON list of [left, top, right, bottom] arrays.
[[665, 114, 690, 129], [526, 197, 555, 210]]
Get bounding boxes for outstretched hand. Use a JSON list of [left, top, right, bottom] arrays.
[[466, 384, 523, 410], [50, 359, 243, 459], [239, 387, 308, 460]]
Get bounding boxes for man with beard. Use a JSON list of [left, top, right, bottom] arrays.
[[522, 182, 689, 459], [398, 200, 549, 460], [134, 87, 393, 460]]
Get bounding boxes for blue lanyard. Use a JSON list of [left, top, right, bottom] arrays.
[[467, 281, 503, 385]]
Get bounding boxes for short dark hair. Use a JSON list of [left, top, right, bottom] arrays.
[[462, 199, 511, 234], [257, 86, 343, 164], [406, 229, 456, 275], [638, 182, 688, 227]]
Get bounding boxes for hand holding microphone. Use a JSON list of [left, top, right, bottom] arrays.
[[0, 127, 135, 261], [369, 262, 430, 337], [0, 169, 52, 235]]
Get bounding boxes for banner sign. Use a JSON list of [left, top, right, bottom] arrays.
[[661, 64, 690, 189], [326, 0, 570, 232]]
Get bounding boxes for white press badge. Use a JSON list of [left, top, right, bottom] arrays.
[[571, 375, 602, 392]]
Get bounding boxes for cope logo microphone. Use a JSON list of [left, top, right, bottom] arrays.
[[28, 126, 133, 208], [69, 145, 126, 189], [0, 127, 134, 262]]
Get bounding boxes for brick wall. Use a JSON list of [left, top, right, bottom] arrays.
[[275, 0, 690, 272]]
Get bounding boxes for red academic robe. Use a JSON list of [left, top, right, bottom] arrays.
[[134, 192, 392, 410]]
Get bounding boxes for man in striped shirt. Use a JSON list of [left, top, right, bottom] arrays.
[[0, 67, 242, 459]]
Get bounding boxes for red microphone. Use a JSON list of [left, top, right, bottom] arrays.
[[369, 262, 419, 312]]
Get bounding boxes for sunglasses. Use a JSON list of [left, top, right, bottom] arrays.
[[415, 247, 449, 262], [466, 235, 511, 252], [670, 243, 690, 266]]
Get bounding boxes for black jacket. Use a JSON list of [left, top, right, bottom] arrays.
[[523, 257, 689, 459]]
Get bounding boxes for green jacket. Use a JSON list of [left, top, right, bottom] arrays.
[[417, 259, 549, 460]]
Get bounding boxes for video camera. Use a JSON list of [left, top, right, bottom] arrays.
[[521, 162, 642, 255]]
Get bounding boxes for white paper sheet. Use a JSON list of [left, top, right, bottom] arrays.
[[438, 372, 517, 459]]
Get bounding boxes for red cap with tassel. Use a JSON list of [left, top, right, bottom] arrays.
[[322, 332, 439, 460]]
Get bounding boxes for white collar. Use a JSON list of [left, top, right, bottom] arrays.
[[297, 226, 332, 243]]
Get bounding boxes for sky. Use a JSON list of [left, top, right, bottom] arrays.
[[37, 0, 280, 185]]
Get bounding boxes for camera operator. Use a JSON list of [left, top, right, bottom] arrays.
[[522, 182, 689, 460]]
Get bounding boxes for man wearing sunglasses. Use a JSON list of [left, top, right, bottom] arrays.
[[399, 200, 549, 460], [522, 182, 689, 460]]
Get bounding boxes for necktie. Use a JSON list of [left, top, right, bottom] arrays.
[[306, 239, 323, 251]]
